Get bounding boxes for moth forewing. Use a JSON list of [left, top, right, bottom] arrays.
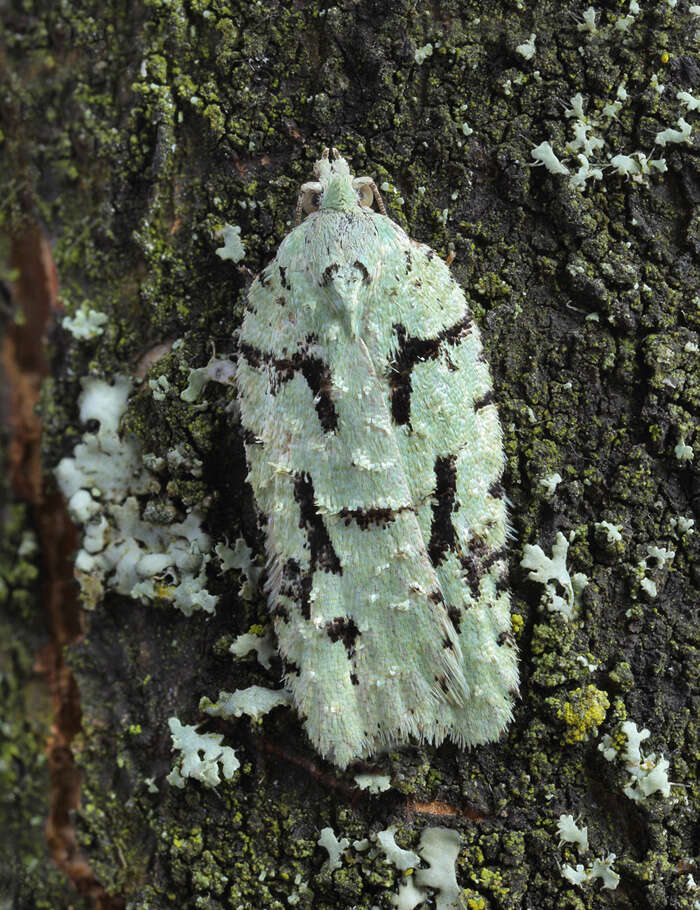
[[235, 149, 518, 768]]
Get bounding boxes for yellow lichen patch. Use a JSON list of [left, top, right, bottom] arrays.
[[559, 685, 610, 745]]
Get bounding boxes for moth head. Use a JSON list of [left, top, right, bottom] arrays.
[[296, 148, 386, 222]]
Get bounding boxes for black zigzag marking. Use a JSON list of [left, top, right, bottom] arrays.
[[325, 616, 360, 658], [460, 541, 508, 598], [428, 455, 457, 564], [293, 473, 342, 576], [388, 314, 473, 426], [278, 558, 313, 621], [239, 340, 338, 432], [338, 505, 412, 529], [473, 390, 494, 410]]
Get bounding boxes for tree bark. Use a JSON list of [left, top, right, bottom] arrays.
[[1, 1, 697, 908]]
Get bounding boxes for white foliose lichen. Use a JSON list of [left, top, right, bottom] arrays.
[[166, 717, 240, 789], [380, 826, 461, 910], [562, 854, 620, 890], [215, 223, 246, 262], [577, 6, 598, 33], [539, 472, 563, 496], [317, 827, 350, 872], [557, 814, 589, 853], [598, 720, 673, 803], [353, 772, 392, 793], [180, 352, 237, 404], [674, 437, 694, 462], [596, 520, 623, 544], [414, 43, 434, 64], [317, 823, 463, 907], [516, 33, 536, 60], [636, 542, 675, 599], [229, 630, 276, 669], [677, 90, 700, 112], [55, 377, 216, 615], [671, 515, 695, 535], [655, 118, 693, 147], [200, 685, 292, 723], [216, 536, 263, 601], [62, 305, 109, 340], [557, 813, 620, 891], [529, 47, 699, 193], [530, 141, 570, 175], [520, 531, 588, 619]]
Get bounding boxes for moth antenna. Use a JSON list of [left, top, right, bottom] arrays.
[[368, 179, 387, 215], [295, 190, 304, 225], [331, 147, 340, 159]]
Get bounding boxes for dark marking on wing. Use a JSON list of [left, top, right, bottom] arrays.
[[428, 455, 457, 564], [353, 260, 371, 283], [436, 676, 450, 693], [460, 542, 508, 597], [293, 473, 342, 576], [242, 428, 261, 446], [482, 545, 507, 572], [239, 342, 263, 369], [446, 604, 462, 632], [278, 557, 313, 620], [429, 589, 462, 633], [276, 296, 287, 306], [293, 353, 338, 432], [494, 570, 510, 595], [488, 480, 505, 499], [388, 315, 473, 426], [338, 505, 411, 529], [497, 631, 515, 647], [320, 263, 339, 286], [283, 659, 301, 676], [473, 390, 494, 410], [270, 600, 289, 622], [459, 538, 490, 597], [350, 672, 359, 686], [238, 342, 338, 432], [278, 265, 290, 289], [259, 269, 271, 288], [326, 616, 360, 658]]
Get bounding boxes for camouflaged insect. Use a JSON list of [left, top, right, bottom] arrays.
[[235, 148, 518, 769]]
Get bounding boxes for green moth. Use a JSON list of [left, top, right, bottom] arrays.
[[236, 149, 518, 768]]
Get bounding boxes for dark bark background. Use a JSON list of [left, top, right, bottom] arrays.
[[1, 1, 698, 908]]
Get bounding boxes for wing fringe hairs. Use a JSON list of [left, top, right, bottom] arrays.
[[235, 149, 518, 769]]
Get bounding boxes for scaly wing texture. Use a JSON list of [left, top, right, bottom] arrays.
[[367, 216, 518, 748], [236, 209, 517, 768]]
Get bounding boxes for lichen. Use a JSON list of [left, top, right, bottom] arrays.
[[557, 685, 611, 745]]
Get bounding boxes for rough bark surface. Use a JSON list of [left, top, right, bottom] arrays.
[[1, 1, 698, 908]]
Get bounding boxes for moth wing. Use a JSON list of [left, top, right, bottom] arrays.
[[367, 218, 519, 747], [237, 224, 471, 768]]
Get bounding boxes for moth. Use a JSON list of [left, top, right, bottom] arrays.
[[235, 149, 518, 769]]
